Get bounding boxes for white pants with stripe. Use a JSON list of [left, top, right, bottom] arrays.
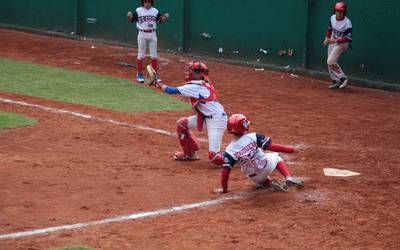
[[327, 43, 349, 82]]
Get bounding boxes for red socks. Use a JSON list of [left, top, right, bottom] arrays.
[[137, 59, 143, 72], [137, 59, 158, 73], [151, 59, 158, 72], [276, 161, 291, 177]]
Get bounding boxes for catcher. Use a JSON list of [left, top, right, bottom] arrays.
[[127, 0, 169, 83], [149, 61, 227, 164], [218, 114, 304, 193]]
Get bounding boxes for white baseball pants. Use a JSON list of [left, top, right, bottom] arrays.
[[137, 31, 158, 59], [187, 113, 227, 153], [327, 43, 349, 82]]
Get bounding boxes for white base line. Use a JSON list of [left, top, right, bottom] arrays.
[[0, 97, 208, 143], [0, 193, 245, 240]]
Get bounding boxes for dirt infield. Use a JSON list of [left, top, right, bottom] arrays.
[[1, 29, 400, 249]]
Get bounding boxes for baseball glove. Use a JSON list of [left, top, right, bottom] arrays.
[[145, 65, 159, 86], [127, 11, 134, 23]]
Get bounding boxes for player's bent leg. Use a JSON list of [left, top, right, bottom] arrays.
[[276, 161, 304, 187], [174, 117, 200, 161], [276, 161, 291, 177]]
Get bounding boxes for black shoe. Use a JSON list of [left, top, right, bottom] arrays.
[[329, 81, 341, 89], [338, 78, 348, 88], [285, 176, 304, 187]]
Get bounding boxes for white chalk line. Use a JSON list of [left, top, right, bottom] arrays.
[[0, 193, 246, 240], [0, 97, 310, 165], [0, 97, 208, 143]]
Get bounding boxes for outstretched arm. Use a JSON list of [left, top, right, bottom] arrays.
[[157, 83, 180, 94], [220, 152, 236, 193], [256, 133, 295, 153], [266, 143, 295, 153]]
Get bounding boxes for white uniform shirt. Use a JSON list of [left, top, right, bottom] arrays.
[[225, 133, 273, 177], [329, 15, 352, 40], [177, 81, 225, 116], [135, 7, 159, 30]]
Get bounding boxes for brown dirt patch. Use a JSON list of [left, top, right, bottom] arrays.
[[1, 29, 400, 249]]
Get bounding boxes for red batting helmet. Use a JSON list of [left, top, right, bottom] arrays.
[[185, 61, 209, 81], [334, 2, 347, 14], [141, 0, 154, 6], [227, 114, 250, 135]]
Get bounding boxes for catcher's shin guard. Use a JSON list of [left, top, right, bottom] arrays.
[[209, 151, 224, 165], [177, 118, 199, 157]]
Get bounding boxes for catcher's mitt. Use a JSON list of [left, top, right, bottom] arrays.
[[146, 65, 159, 86]]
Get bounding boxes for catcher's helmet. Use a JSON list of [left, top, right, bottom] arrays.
[[227, 114, 250, 135], [185, 61, 209, 81], [334, 2, 347, 14], [141, 0, 154, 6]]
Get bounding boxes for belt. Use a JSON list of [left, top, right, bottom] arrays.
[[204, 112, 226, 119], [140, 29, 155, 33]]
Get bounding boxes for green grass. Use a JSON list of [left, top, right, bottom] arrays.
[[0, 110, 37, 129], [0, 57, 188, 112]]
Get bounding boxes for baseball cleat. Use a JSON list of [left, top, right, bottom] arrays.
[[136, 72, 145, 83], [270, 180, 289, 192], [285, 176, 304, 187], [329, 81, 341, 89], [338, 78, 348, 88], [156, 75, 162, 83], [173, 151, 200, 161]]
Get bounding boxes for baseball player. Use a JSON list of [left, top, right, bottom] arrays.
[[323, 1, 353, 89], [218, 114, 304, 193], [127, 0, 169, 83], [156, 61, 227, 164]]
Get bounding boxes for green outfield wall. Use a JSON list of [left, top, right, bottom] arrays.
[[0, 0, 398, 87], [0, 0, 78, 33]]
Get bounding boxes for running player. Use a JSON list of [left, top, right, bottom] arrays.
[[323, 2, 353, 89], [219, 114, 304, 193]]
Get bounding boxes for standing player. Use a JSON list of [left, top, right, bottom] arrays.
[[218, 114, 304, 193], [156, 61, 227, 164], [127, 0, 169, 83], [323, 1, 353, 89]]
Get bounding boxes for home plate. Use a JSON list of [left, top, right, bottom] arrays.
[[323, 168, 360, 177]]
